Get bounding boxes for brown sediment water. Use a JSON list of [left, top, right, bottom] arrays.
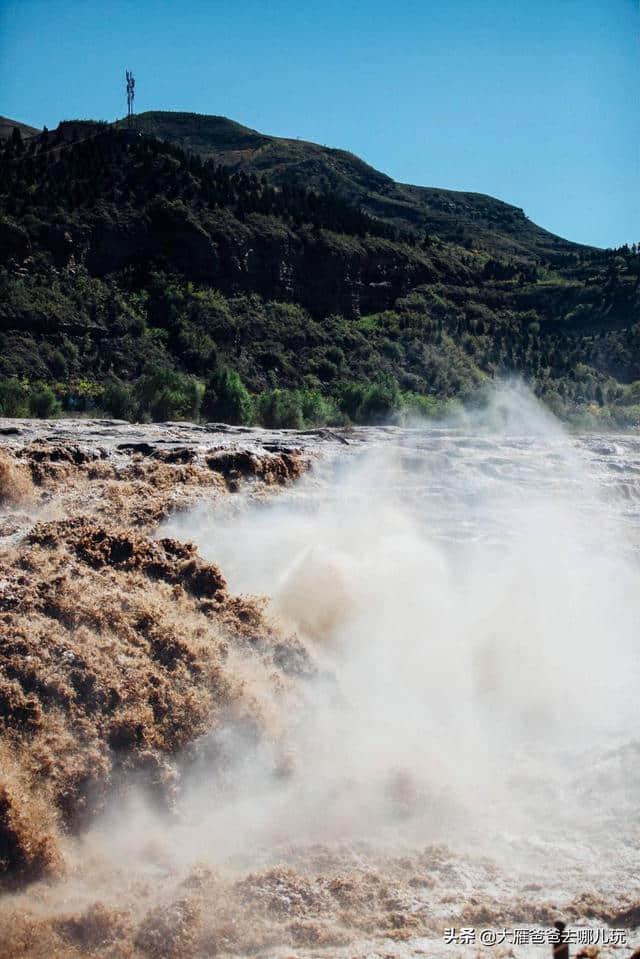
[[0, 396, 639, 958]]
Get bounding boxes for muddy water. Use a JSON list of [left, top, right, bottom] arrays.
[[160, 423, 640, 957], [1, 415, 640, 958]]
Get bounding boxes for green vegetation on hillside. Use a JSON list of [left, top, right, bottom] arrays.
[[0, 119, 638, 428], [119, 111, 599, 263]]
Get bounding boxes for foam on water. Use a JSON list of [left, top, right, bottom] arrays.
[[161, 387, 640, 915]]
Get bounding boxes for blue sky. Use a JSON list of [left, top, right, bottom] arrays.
[[1, 0, 638, 248]]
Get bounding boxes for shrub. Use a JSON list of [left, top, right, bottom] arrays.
[[28, 383, 61, 418], [175, 322, 218, 375], [611, 403, 640, 429], [400, 393, 451, 419], [325, 346, 345, 367], [254, 387, 341, 429], [357, 379, 401, 423], [59, 379, 103, 414], [299, 390, 339, 426], [256, 389, 304, 429], [258, 348, 284, 372], [135, 367, 203, 422], [380, 338, 404, 362], [0, 378, 29, 417], [400, 392, 465, 422], [315, 358, 338, 382], [620, 381, 640, 406], [336, 379, 402, 423], [338, 382, 367, 421], [102, 379, 136, 420], [202, 366, 253, 424], [49, 349, 68, 378]]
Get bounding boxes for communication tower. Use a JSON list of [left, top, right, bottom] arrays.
[[126, 71, 135, 127]]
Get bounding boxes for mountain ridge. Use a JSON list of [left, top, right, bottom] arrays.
[[0, 115, 41, 142], [1, 108, 598, 259], [114, 110, 592, 262], [0, 112, 638, 427]]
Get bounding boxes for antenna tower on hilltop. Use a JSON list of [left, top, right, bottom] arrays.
[[126, 70, 135, 127]]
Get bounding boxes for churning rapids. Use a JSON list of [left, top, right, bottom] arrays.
[[0, 386, 639, 958]]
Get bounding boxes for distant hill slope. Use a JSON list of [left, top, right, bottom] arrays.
[[1, 116, 638, 427], [118, 111, 592, 262], [0, 116, 40, 142]]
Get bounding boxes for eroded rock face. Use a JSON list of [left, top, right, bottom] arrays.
[[82, 206, 440, 319], [205, 447, 306, 487]]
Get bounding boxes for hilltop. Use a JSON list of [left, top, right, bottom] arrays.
[[0, 115, 40, 143], [117, 111, 589, 262], [0, 113, 638, 427]]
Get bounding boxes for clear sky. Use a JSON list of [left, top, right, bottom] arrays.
[[1, 0, 638, 248]]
